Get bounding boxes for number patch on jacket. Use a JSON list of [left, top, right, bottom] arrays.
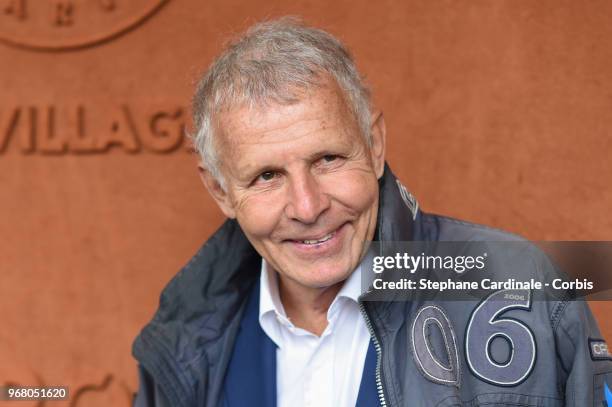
[[465, 289, 536, 386], [410, 305, 460, 386], [411, 289, 536, 387]]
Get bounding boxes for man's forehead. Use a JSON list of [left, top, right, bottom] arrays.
[[215, 81, 356, 148]]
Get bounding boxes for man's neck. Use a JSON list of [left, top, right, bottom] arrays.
[[277, 275, 344, 336]]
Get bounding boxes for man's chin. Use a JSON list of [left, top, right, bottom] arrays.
[[285, 264, 355, 290]]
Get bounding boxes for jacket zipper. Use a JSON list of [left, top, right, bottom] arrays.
[[359, 301, 389, 407]]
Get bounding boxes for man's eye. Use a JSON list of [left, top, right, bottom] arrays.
[[322, 155, 338, 163], [258, 171, 276, 182]]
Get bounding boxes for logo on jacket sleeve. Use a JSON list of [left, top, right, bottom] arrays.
[[589, 339, 612, 361]]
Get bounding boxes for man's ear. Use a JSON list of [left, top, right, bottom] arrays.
[[369, 110, 386, 179], [198, 165, 237, 219]]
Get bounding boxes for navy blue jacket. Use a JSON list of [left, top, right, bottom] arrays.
[[133, 165, 612, 406]]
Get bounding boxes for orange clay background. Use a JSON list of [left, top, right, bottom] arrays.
[[1, 1, 611, 405]]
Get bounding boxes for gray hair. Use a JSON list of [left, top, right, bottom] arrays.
[[191, 17, 372, 188]]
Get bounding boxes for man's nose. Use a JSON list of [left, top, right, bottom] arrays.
[[284, 172, 331, 224]]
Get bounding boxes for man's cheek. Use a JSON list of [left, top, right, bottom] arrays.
[[236, 199, 283, 237], [324, 172, 377, 208]]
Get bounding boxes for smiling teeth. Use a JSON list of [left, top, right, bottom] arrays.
[[301, 233, 334, 245]]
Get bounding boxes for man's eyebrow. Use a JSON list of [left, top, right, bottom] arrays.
[[306, 142, 351, 159], [307, 149, 338, 160]]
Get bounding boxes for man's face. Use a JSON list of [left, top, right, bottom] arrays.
[[202, 79, 386, 291]]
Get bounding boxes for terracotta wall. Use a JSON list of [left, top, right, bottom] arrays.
[[1, 1, 611, 405]]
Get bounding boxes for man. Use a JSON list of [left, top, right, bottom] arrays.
[[133, 18, 612, 406]]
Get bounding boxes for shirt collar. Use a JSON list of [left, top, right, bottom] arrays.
[[259, 260, 289, 323], [335, 262, 362, 303]]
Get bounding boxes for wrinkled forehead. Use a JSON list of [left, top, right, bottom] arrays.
[[213, 78, 359, 151], [212, 69, 339, 114]]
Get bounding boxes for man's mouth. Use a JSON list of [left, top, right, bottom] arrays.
[[283, 223, 348, 258], [298, 231, 335, 245], [286, 223, 348, 248]]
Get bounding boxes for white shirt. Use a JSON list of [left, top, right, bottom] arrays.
[[259, 260, 371, 407]]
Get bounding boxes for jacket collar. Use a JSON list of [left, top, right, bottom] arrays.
[[375, 163, 418, 243]]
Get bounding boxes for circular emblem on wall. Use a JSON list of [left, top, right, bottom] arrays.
[[0, 0, 169, 52]]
